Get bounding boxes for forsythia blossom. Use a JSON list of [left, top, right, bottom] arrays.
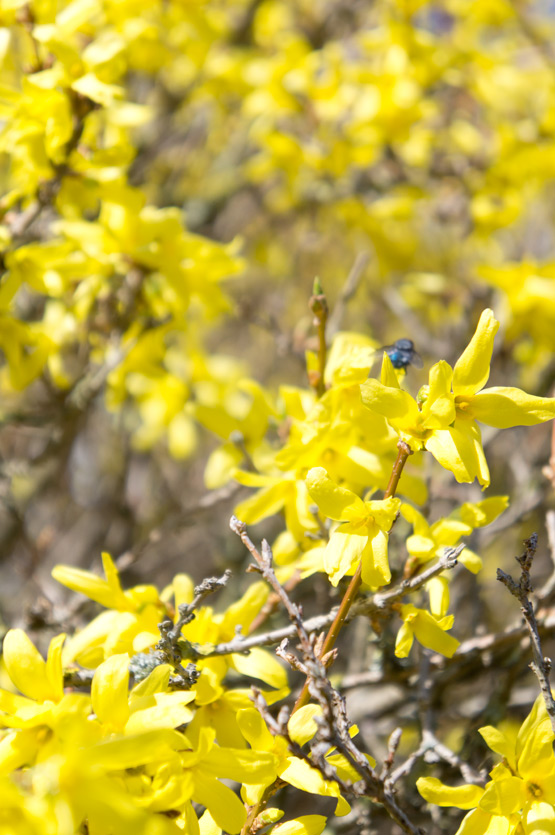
[[361, 310, 555, 487], [417, 696, 555, 834], [306, 466, 401, 588]]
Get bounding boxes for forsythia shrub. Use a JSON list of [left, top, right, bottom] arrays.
[[2, 2, 555, 835]]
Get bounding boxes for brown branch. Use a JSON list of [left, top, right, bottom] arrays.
[[497, 533, 555, 733], [230, 521, 425, 835]]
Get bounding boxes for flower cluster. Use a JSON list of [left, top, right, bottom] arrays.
[[2, 3, 555, 833], [418, 696, 555, 835], [0, 554, 362, 835]]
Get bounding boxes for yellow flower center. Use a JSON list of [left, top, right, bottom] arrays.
[[350, 513, 375, 531], [525, 781, 543, 800]]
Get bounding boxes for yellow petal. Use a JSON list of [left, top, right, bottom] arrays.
[[425, 422, 490, 487], [394, 622, 414, 658], [479, 777, 524, 815], [125, 702, 194, 734], [91, 653, 130, 730], [192, 773, 246, 835], [2, 629, 56, 703], [458, 549, 483, 574], [380, 352, 401, 388], [279, 756, 330, 796], [455, 808, 500, 835], [90, 729, 185, 769], [288, 705, 321, 746], [324, 332, 377, 386], [478, 726, 516, 771], [231, 647, 288, 689], [0, 728, 39, 774], [130, 664, 172, 700], [523, 801, 555, 835], [453, 309, 499, 396], [234, 482, 288, 524], [430, 519, 471, 544], [51, 559, 129, 610], [361, 530, 391, 589], [324, 531, 366, 586], [470, 387, 555, 428], [416, 776, 484, 809], [203, 747, 277, 785], [46, 633, 66, 703], [428, 576, 450, 618], [360, 379, 419, 424], [305, 468, 365, 522], [413, 616, 459, 658], [272, 816, 327, 835], [365, 497, 401, 529], [199, 809, 223, 835], [458, 496, 509, 528], [236, 708, 273, 751], [424, 361, 455, 427], [402, 504, 431, 537], [406, 534, 435, 559]]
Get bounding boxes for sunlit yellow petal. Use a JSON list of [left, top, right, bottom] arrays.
[[470, 387, 555, 428], [193, 773, 246, 835], [453, 309, 499, 396], [3, 629, 55, 703], [425, 422, 490, 487], [394, 621, 414, 658], [234, 482, 288, 524], [360, 379, 419, 423], [424, 361, 455, 427], [523, 801, 555, 835], [51, 563, 129, 610], [479, 777, 524, 815], [306, 467, 365, 521], [91, 653, 130, 731], [428, 575, 449, 618], [44, 633, 65, 703], [478, 726, 516, 771], [361, 530, 391, 589], [380, 352, 401, 388], [457, 496, 509, 528], [272, 815, 327, 835], [231, 647, 287, 689], [324, 530, 366, 586], [288, 705, 321, 746], [236, 708, 273, 751], [416, 776, 484, 809]]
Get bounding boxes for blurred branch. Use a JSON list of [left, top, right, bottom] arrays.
[[327, 251, 370, 336], [510, 0, 555, 73]]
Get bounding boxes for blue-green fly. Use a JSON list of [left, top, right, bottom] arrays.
[[380, 339, 423, 370]]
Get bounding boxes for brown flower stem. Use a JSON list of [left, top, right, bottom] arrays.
[[293, 440, 412, 712]]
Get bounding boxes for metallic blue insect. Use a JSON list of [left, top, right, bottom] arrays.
[[380, 338, 423, 370]]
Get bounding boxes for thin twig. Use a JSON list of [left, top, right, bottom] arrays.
[[366, 545, 465, 612], [231, 519, 425, 835], [195, 530, 463, 661], [497, 533, 555, 733], [537, 511, 555, 601]]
